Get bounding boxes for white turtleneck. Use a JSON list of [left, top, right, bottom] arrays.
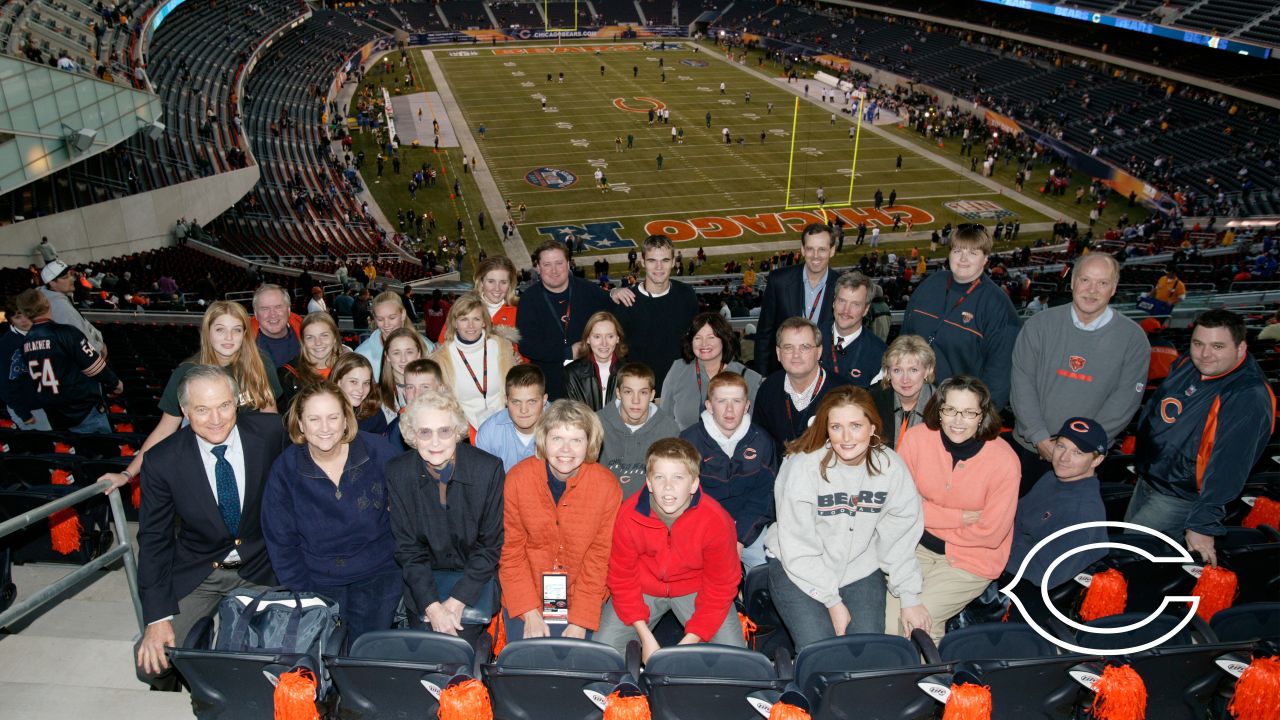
[[484, 299, 504, 318], [701, 410, 751, 457], [452, 331, 504, 427]]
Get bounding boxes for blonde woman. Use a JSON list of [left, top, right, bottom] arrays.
[[563, 311, 626, 411], [379, 328, 432, 419], [100, 300, 281, 491], [430, 293, 518, 430], [436, 256, 519, 343], [870, 334, 937, 451], [278, 312, 347, 408]]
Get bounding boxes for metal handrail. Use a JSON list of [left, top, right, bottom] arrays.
[[0, 479, 144, 635]]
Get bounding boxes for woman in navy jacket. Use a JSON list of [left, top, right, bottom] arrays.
[[262, 382, 402, 641]]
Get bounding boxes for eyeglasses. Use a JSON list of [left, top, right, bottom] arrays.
[[939, 406, 982, 420], [778, 344, 817, 355], [415, 426, 457, 442]]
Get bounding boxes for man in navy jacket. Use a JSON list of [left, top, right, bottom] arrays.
[[820, 270, 887, 387]]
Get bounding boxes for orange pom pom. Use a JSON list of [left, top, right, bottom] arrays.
[[1229, 655, 1280, 720], [273, 668, 318, 720], [1190, 565, 1237, 622], [1120, 436, 1137, 455], [54, 442, 74, 454], [49, 508, 82, 555], [438, 678, 492, 720], [1090, 665, 1147, 720], [769, 702, 812, 720], [1243, 497, 1280, 530], [739, 611, 758, 649], [1080, 569, 1127, 621], [51, 469, 73, 485], [131, 477, 142, 510], [943, 683, 992, 720], [486, 613, 506, 657], [604, 691, 651, 720]]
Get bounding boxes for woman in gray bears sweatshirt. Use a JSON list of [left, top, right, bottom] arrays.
[[765, 385, 931, 650]]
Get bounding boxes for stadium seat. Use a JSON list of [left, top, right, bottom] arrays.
[[791, 631, 945, 720], [937, 623, 1084, 720], [1209, 603, 1280, 643], [168, 645, 319, 720], [482, 638, 637, 720], [742, 563, 795, 658], [326, 629, 481, 719], [641, 644, 787, 720], [1219, 540, 1280, 605]]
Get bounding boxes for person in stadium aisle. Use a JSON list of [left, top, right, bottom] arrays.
[[607, 235, 698, 394], [378, 327, 432, 419], [1002, 417, 1108, 624], [500, 400, 621, 640], [679, 371, 776, 569], [261, 383, 401, 641], [900, 224, 1020, 409], [562, 311, 627, 411], [331, 352, 388, 435], [755, 317, 850, 459], [475, 364, 548, 471], [888, 374, 1019, 642], [423, 289, 452, 343], [15, 289, 121, 433], [1125, 309, 1276, 565], [1151, 265, 1186, 308], [101, 301, 281, 492], [277, 312, 347, 410], [598, 362, 680, 499], [820, 270, 887, 388], [387, 390, 504, 647], [357, 290, 436, 381], [1, 295, 52, 431], [387, 359, 446, 450], [753, 224, 842, 375], [1010, 253, 1149, 494], [516, 240, 612, 400], [134, 365, 288, 689], [306, 287, 328, 315], [870, 335, 936, 451], [250, 284, 303, 369], [38, 260, 105, 356], [766, 386, 928, 649], [430, 293, 517, 431], [661, 312, 762, 430], [596, 438, 745, 660]]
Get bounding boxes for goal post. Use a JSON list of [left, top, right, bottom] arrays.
[[783, 91, 866, 212], [544, 0, 580, 32]]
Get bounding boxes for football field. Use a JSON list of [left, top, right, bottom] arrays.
[[434, 41, 1052, 257]]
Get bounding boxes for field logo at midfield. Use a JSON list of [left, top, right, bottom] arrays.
[[944, 199, 1017, 220], [613, 97, 667, 113], [681, 58, 709, 67], [537, 221, 637, 250], [525, 167, 578, 190]]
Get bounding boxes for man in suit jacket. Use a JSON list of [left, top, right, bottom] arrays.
[[753, 224, 842, 375], [135, 364, 288, 688]]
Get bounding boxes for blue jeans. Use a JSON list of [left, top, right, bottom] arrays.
[[313, 567, 402, 642], [768, 557, 887, 651], [1124, 478, 1195, 544], [7, 407, 52, 431], [502, 608, 592, 641], [68, 405, 111, 434]]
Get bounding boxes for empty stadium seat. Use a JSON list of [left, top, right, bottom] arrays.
[[483, 638, 636, 720], [326, 629, 481, 719], [790, 632, 945, 720], [938, 623, 1084, 720], [641, 644, 787, 720]]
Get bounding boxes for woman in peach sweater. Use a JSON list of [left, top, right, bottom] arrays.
[[887, 374, 1020, 641], [499, 399, 622, 640]]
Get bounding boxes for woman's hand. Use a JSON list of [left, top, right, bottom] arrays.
[[522, 609, 551, 638], [425, 601, 462, 635], [562, 623, 588, 640], [962, 510, 982, 526], [828, 604, 852, 636], [900, 605, 933, 636]]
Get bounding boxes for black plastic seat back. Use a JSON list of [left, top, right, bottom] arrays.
[[1101, 533, 1198, 614], [794, 634, 939, 720], [484, 638, 627, 720], [327, 630, 475, 719], [743, 563, 794, 658], [1075, 611, 1196, 651], [938, 623, 1058, 662], [940, 623, 1082, 720], [169, 648, 312, 720], [642, 644, 780, 720], [1220, 542, 1280, 604], [1209, 602, 1280, 643]]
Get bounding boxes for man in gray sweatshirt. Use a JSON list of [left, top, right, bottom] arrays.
[[1010, 253, 1149, 494], [598, 363, 680, 499]]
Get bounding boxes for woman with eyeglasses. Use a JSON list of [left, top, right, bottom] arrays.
[[886, 374, 1020, 642], [387, 390, 504, 647]]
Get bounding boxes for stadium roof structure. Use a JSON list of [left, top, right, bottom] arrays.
[[0, 56, 162, 197]]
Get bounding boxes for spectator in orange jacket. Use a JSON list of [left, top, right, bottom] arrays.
[[499, 400, 621, 640]]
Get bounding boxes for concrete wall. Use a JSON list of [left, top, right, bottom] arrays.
[[0, 165, 260, 267]]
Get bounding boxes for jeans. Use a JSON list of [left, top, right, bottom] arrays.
[[7, 407, 52, 431], [503, 608, 592, 641], [741, 532, 768, 570], [768, 557, 886, 651], [313, 567, 402, 642], [68, 405, 111, 434], [1124, 478, 1195, 543]]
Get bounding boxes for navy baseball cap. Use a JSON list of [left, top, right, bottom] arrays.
[[1054, 417, 1107, 455]]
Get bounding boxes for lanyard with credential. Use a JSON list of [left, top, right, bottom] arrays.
[[542, 284, 573, 348], [805, 284, 825, 321], [927, 276, 981, 345], [784, 369, 826, 425]]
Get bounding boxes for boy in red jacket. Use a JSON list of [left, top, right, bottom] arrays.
[[595, 437, 744, 661]]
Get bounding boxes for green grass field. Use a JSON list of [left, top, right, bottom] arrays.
[[434, 40, 1055, 259]]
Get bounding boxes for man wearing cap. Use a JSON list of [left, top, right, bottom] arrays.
[[38, 260, 105, 356], [1002, 417, 1109, 622], [1010, 254, 1148, 494]]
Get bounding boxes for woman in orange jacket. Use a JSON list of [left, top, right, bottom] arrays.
[[499, 399, 622, 639]]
